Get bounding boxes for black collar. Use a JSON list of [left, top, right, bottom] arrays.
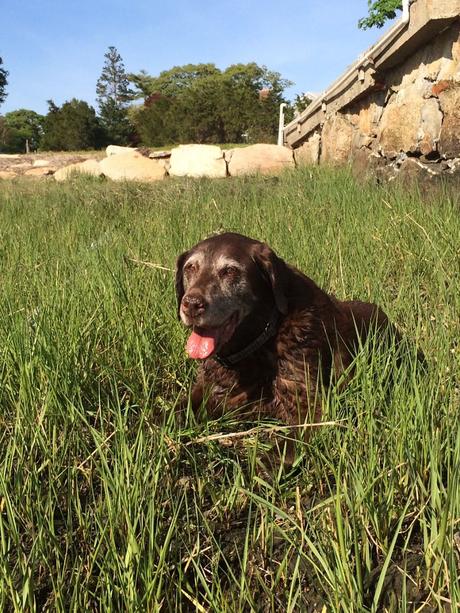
[[213, 310, 280, 368]]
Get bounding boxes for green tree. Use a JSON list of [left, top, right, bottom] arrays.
[[0, 109, 44, 152], [294, 93, 313, 114], [133, 96, 179, 146], [130, 64, 224, 144], [129, 63, 221, 100], [358, 0, 403, 29], [128, 69, 154, 100], [0, 118, 10, 150], [222, 63, 292, 143], [0, 56, 8, 106], [130, 62, 292, 146], [283, 93, 313, 125], [96, 46, 134, 144], [41, 99, 105, 151], [176, 75, 226, 143]]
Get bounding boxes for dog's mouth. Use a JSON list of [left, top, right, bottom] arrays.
[[185, 312, 239, 360]]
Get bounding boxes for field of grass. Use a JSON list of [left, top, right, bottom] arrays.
[[0, 168, 458, 611]]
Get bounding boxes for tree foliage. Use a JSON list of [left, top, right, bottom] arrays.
[[283, 93, 313, 125], [130, 62, 292, 146], [358, 0, 403, 29], [96, 46, 134, 145], [0, 56, 8, 106], [129, 63, 221, 99], [0, 109, 44, 152], [41, 99, 105, 151]]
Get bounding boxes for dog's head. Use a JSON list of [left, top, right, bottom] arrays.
[[176, 232, 288, 359]]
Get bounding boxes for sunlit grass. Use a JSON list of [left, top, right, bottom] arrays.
[[0, 168, 458, 610]]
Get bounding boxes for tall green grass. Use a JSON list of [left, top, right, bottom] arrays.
[[0, 168, 458, 611]]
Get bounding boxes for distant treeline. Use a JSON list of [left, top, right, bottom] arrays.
[[0, 49, 311, 152]]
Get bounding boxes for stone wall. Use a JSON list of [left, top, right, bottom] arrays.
[[293, 15, 460, 182]]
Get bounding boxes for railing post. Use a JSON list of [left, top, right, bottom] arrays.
[[278, 103, 287, 146]]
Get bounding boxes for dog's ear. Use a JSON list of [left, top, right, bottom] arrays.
[[175, 250, 189, 319], [252, 243, 288, 315]]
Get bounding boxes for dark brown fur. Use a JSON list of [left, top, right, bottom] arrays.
[[176, 232, 394, 435]]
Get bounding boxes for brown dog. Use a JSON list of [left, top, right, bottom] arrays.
[[176, 232, 394, 448]]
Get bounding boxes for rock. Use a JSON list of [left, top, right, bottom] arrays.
[[169, 144, 227, 178], [10, 162, 31, 170], [397, 158, 426, 181], [149, 150, 172, 172], [158, 159, 171, 172], [321, 114, 354, 164], [0, 170, 17, 179], [294, 133, 321, 165], [226, 144, 294, 176], [33, 159, 52, 167], [99, 153, 166, 182], [350, 149, 390, 181], [419, 99, 444, 154], [358, 135, 375, 149], [54, 159, 102, 182], [24, 167, 56, 177], [379, 86, 442, 157], [432, 80, 452, 96], [447, 157, 460, 173], [386, 22, 460, 90], [0, 154, 20, 159], [346, 92, 385, 138], [438, 84, 460, 158], [392, 157, 459, 197], [149, 150, 171, 159], [395, 157, 443, 185], [106, 145, 140, 157]]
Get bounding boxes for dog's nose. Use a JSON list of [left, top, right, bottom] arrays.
[[182, 293, 207, 318]]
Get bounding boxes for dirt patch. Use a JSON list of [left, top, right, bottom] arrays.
[[0, 151, 105, 177]]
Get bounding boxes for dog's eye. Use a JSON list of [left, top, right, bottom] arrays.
[[219, 265, 240, 279], [184, 262, 197, 275]]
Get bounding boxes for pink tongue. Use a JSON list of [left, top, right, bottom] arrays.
[[186, 329, 218, 359]]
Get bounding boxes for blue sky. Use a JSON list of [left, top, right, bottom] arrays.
[[1, 1, 397, 115]]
